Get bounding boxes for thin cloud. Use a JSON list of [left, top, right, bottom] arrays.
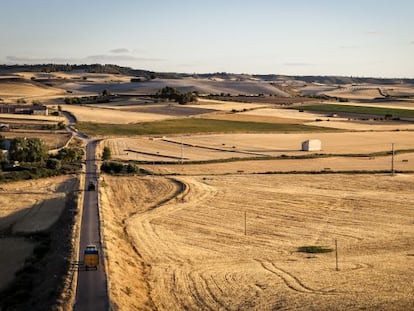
[[6, 55, 72, 63], [86, 54, 163, 62], [110, 48, 130, 54], [6, 54, 164, 64], [283, 62, 314, 67], [339, 45, 359, 49]]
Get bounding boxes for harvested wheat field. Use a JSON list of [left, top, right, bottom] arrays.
[[307, 120, 414, 131], [0, 176, 77, 291], [187, 98, 270, 112], [104, 137, 263, 162], [101, 174, 414, 310], [154, 131, 414, 158], [0, 175, 77, 232], [203, 112, 306, 124], [61, 104, 174, 124], [323, 86, 384, 100], [237, 107, 330, 121], [100, 175, 182, 310], [0, 81, 64, 99], [143, 152, 414, 175]]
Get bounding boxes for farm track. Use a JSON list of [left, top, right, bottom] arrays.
[[258, 261, 336, 295]]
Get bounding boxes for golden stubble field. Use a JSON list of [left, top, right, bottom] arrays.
[[101, 174, 414, 310], [0, 176, 78, 291], [105, 131, 414, 163]]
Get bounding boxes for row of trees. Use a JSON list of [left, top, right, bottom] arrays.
[[155, 87, 197, 104]]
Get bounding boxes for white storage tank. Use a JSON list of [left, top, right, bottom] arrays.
[[301, 139, 322, 151]]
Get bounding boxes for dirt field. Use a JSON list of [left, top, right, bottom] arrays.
[[62, 104, 174, 124], [101, 174, 414, 310]]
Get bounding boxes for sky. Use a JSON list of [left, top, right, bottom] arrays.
[[1, 0, 413, 77]]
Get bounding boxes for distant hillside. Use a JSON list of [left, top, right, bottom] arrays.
[[254, 74, 414, 85], [1, 64, 413, 84]]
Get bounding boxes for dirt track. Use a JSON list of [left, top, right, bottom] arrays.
[[101, 174, 414, 310]]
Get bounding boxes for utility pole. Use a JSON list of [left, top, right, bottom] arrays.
[[181, 136, 183, 164], [391, 143, 395, 176], [244, 211, 247, 236], [335, 238, 339, 271]]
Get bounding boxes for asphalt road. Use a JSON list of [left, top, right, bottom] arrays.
[[74, 140, 108, 310]]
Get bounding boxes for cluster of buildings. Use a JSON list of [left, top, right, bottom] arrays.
[[0, 104, 48, 116]]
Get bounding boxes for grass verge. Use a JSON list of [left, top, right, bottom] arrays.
[[76, 118, 336, 136]]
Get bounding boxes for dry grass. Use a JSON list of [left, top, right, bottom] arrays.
[[61, 105, 174, 124], [0, 176, 77, 293], [101, 174, 414, 310], [0, 113, 65, 123], [2, 131, 72, 150], [0, 176, 77, 232]]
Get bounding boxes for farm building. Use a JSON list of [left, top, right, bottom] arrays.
[[0, 104, 48, 116], [301, 139, 322, 151]]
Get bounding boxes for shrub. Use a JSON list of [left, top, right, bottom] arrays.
[[102, 147, 111, 161], [297, 246, 333, 253]]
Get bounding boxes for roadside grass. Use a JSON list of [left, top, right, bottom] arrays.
[[76, 118, 336, 136], [292, 104, 414, 118]]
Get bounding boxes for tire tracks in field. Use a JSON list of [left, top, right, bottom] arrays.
[[258, 260, 336, 295]]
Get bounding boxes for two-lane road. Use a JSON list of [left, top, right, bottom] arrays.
[[74, 140, 108, 310]]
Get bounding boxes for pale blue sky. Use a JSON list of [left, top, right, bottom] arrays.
[[1, 0, 413, 77]]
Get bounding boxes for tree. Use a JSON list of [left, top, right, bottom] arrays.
[[8, 138, 48, 163], [56, 147, 83, 163], [102, 147, 111, 161], [46, 158, 62, 170]]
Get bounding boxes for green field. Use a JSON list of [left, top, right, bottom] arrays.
[[77, 118, 335, 136], [294, 104, 414, 118]]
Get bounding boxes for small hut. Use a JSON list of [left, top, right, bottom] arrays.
[[301, 139, 322, 151]]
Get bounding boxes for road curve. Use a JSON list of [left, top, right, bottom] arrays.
[[73, 140, 109, 310]]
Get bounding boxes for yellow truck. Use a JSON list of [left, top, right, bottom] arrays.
[[83, 244, 99, 270]]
